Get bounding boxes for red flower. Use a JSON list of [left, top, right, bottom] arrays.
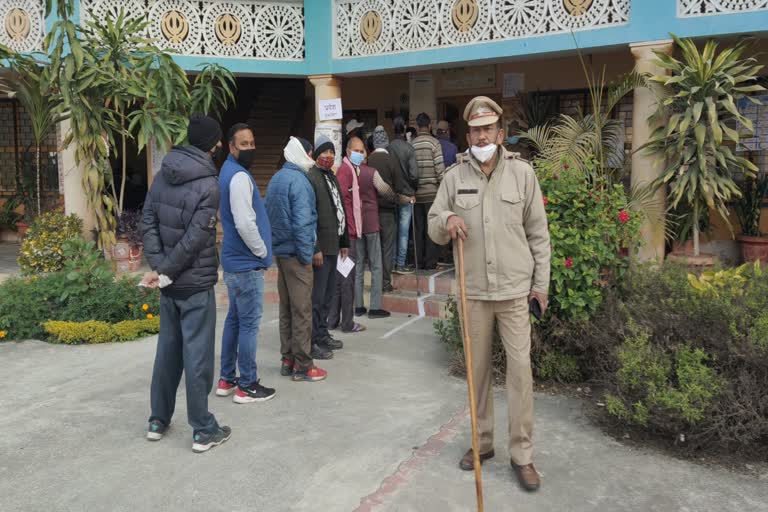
[[543, 197, 549, 206], [563, 163, 570, 169], [618, 210, 630, 224], [564, 257, 574, 269]]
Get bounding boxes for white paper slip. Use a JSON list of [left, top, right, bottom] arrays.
[[336, 256, 355, 278]]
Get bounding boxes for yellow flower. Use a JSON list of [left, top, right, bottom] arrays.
[[146, 314, 154, 319], [142, 304, 149, 311], [128, 304, 133, 309], [0, 331, 6, 339]]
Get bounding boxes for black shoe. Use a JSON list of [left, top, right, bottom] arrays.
[[394, 265, 415, 274], [322, 335, 343, 350], [146, 419, 168, 441], [383, 284, 396, 293], [422, 264, 438, 271], [355, 307, 368, 317], [368, 309, 391, 319], [233, 380, 276, 404], [311, 344, 334, 360], [192, 426, 232, 453], [280, 357, 294, 377]]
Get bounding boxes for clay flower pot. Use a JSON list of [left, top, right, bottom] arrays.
[[737, 235, 768, 265]]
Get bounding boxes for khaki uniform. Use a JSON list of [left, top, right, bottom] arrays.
[[428, 147, 551, 465]]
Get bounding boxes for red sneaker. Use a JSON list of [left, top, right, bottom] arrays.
[[215, 378, 238, 397], [292, 366, 327, 382]]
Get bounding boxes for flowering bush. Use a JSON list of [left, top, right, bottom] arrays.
[[0, 240, 159, 342], [537, 159, 642, 322], [17, 210, 83, 275]]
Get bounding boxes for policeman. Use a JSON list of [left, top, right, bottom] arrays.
[[428, 96, 551, 492]]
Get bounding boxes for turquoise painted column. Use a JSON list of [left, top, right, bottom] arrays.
[[304, 0, 333, 77]]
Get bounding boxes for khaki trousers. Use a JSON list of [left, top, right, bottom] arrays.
[[276, 257, 314, 371], [465, 297, 534, 465]]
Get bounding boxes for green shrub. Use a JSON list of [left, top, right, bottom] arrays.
[[537, 158, 642, 322], [535, 350, 581, 383], [0, 240, 159, 342], [43, 317, 160, 344], [607, 324, 721, 429], [17, 211, 83, 274]]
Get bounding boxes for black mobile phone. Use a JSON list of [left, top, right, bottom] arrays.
[[529, 297, 542, 321]]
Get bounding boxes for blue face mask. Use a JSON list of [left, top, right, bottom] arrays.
[[349, 151, 365, 166]]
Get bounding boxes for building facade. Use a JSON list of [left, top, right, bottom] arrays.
[[2, 0, 768, 259]]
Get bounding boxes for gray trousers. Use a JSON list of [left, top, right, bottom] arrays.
[[355, 232, 383, 310], [149, 288, 219, 436], [379, 209, 397, 290], [328, 243, 356, 332]]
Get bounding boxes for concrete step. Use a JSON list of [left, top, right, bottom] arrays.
[[214, 266, 452, 318]]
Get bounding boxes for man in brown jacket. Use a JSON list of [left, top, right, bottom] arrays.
[[428, 96, 551, 492]]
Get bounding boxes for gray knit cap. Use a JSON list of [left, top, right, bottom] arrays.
[[373, 125, 389, 149]]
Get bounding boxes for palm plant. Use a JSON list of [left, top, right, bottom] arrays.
[[3, 57, 68, 216], [642, 35, 764, 257], [44, 1, 236, 249], [520, 68, 647, 187]]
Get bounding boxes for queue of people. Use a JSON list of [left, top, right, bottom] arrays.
[[138, 97, 551, 494]]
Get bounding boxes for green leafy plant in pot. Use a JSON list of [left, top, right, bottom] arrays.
[[642, 35, 765, 263], [735, 171, 768, 264]]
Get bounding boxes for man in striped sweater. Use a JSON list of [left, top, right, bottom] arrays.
[[411, 112, 445, 271]]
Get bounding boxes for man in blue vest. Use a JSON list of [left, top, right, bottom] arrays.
[[216, 123, 276, 404]]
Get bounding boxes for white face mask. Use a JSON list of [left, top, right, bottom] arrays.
[[470, 144, 497, 163]]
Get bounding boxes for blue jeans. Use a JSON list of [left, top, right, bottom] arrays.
[[396, 202, 413, 267], [220, 269, 265, 389]]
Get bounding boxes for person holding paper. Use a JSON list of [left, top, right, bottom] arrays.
[[140, 114, 230, 453], [329, 136, 367, 333], [306, 135, 349, 359]]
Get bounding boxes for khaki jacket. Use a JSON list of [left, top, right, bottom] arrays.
[[428, 148, 551, 301]]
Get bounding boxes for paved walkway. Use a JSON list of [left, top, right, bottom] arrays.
[[0, 242, 20, 280], [1, 306, 767, 512]]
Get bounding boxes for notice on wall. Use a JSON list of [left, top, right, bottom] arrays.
[[318, 98, 343, 121], [503, 72, 525, 98]]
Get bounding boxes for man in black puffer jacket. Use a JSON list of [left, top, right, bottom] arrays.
[[140, 114, 231, 454]]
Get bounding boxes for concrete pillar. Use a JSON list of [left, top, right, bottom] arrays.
[[409, 72, 437, 127], [309, 74, 343, 169], [58, 119, 96, 237], [630, 39, 674, 263]]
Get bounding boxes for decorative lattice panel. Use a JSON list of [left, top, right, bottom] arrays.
[[0, 0, 45, 53], [80, 0, 305, 60], [335, 0, 630, 57], [678, 0, 768, 16]]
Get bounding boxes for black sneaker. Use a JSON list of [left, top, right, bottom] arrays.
[[233, 380, 276, 404], [192, 426, 232, 453], [280, 357, 294, 377], [394, 265, 415, 274], [146, 419, 168, 441], [355, 307, 367, 317], [383, 284, 396, 293], [322, 335, 343, 350], [368, 309, 391, 319], [311, 343, 334, 360]]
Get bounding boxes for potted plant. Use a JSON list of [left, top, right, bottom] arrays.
[[735, 172, 768, 264], [114, 209, 143, 272], [643, 35, 765, 265]]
